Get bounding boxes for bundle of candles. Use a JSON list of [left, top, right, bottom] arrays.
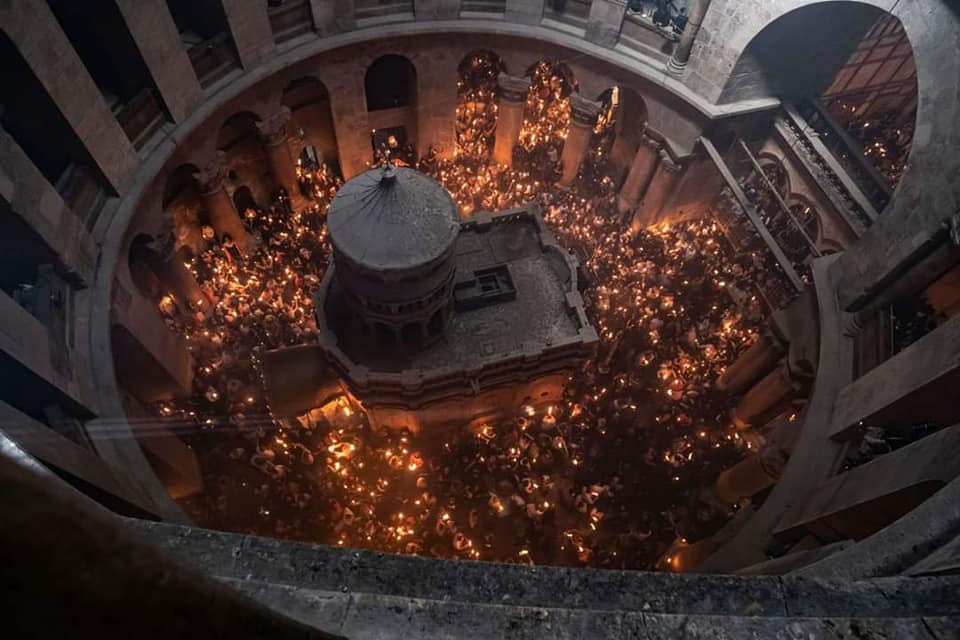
[[156, 55, 772, 571]]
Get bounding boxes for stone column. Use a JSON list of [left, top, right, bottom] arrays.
[[0, 127, 96, 287], [414, 0, 460, 19], [714, 453, 779, 506], [585, 0, 628, 48], [417, 55, 459, 160], [221, 0, 275, 69], [256, 107, 303, 207], [632, 150, 682, 230], [492, 74, 531, 168], [716, 329, 785, 393], [329, 63, 370, 179], [0, 3, 137, 193], [150, 239, 207, 313], [193, 153, 252, 253], [558, 94, 603, 188], [505, 0, 544, 24], [668, 0, 712, 75], [114, 0, 203, 123], [730, 362, 798, 430], [617, 132, 661, 217]]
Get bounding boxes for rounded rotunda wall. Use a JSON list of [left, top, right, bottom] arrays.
[[51, 4, 957, 578]]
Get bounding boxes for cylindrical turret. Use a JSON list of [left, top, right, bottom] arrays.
[[326, 165, 461, 348]]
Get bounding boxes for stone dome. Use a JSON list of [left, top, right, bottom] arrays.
[[327, 165, 460, 273]]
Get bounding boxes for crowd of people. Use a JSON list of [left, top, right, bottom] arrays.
[[830, 99, 916, 188], [156, 53, 781, 571], [627, 0, 689, 34]]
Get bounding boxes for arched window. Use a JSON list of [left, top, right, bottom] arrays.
[[365, 55, 417, 111], [281, 77, 340, 176], [232, 186, 258, 215]]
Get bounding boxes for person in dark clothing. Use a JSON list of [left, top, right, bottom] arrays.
[[674, 7, 689, 33], [653, 0, 677, 27]]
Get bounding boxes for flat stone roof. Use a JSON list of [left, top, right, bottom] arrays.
[[323, 207, 588, 374]]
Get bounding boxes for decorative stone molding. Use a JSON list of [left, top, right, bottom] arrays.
[[192, 152, 228, 194], [569, 93, 603, 128], [497, 73, 531, 103], [639, 131, 662, 151], [658, 149, 682, 173], [774, 115, 872, 234], [256, 107, 293, 147]]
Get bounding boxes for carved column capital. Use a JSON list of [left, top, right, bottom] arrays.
[[658, 149, 682, 173], [256, 106, 293, 146], [497, 73, 531, 103], [639, 131, 662, 151], [193, 151, 227, 194], [569, 93, 603, 128]]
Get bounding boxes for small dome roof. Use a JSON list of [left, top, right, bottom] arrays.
[[328, 165, 460, 272]]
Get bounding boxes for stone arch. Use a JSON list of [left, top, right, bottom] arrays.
[[778, 193, 822, 262], [525, 58, 578, 98], [373, 322, 395, 348], [214, 110, 272, 204], [281, 76, 339, 174], [702, 2, 904, 103], [785, 194, 822, 244], [365, 54, 418, 111], [216, 111, 262, 152], [232, 185, 258, 215], [753, 152, 790, 199], [458, 49, 507, 84], [427, 308, 444, 337]]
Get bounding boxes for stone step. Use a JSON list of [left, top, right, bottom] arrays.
[[223, 579, 959, 640], [130, 520, 960, 619]]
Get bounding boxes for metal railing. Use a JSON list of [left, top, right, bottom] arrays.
[[461, 0, 507, 15], [187, 32, 241, 88], [355, 0, 415, 21], [794, 100, 893, 214], [56, 163, 107, 232], [116, 88, 167, 150], [268, 0, 315, 43]]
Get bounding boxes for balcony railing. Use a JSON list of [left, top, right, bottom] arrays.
[[776, 106, 877, 235], [355, 0, 415, 22], [701, 137, 807, 313], [543, 0, 591, 29], [268, 0, 314, 44], [460, 0, 507, 15], [711, 188, 802, 314], [56, 164, 107, 232], [794, 100, 893, 214], [186, 32, 241, 89], [115, 88, 167, 150]]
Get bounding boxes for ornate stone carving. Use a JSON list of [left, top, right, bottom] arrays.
[[569, 93, 603, 127], [256, 107, 293, 147], [658, 149, 682, 173], [192, 151, 227, 194], [775, 115, 872, 234], [640, 130, 662, 151]]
